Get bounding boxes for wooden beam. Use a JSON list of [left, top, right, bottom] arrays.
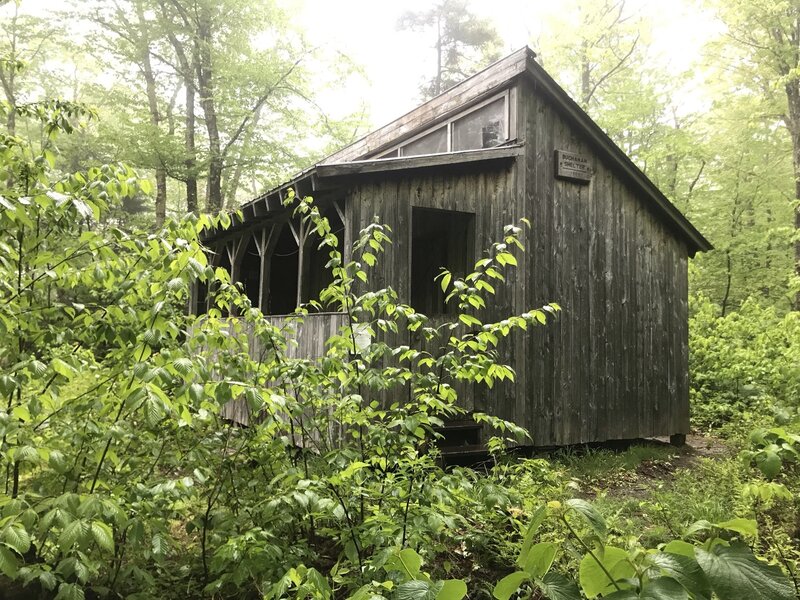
[[315, 145, 522, 179], [256, 225, 277, 312], [287, 219, 300, 246], [227, 236, 249, 284], [333, 199, 346, 226]]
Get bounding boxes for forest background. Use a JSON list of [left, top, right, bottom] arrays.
[[2, 0, 800, 599], [3, 0, 797, 313]]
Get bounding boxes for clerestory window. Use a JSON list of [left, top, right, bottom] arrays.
[[374, 92, 510, 159]]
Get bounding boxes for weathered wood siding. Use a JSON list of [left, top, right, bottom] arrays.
[[220, 312, 348, 425], [334, 80, 689, 447], [341, 155, 534, 428], [517, 77, 689, 445]]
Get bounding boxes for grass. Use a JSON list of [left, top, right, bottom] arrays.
[[498, 436, 752, 550]]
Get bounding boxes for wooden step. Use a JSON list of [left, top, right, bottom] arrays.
[[439, 443, 488, 457], [439, 443, 490, 467], [434, 418, 483, 447]]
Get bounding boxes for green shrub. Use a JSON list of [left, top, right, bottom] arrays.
[[689, 295, 800, 431]]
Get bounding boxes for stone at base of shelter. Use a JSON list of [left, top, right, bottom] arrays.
[[670, 433, 686, 447]]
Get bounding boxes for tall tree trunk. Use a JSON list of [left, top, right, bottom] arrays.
[[223, 104, 263, 209], [196, 13, 223, 213], [0, 70, 16, 135], [785, 82, 800, 310], [4, 91, 14, 135], [434, 14, 442, 97], [159, 0, 198, 214], [135, 2, 167, 226], [580, 40, 591, 107], [0, 5, 18, 135], [185, 62, 198, 214]]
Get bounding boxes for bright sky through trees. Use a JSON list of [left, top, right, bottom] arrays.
[[283, 0, 719, 126], [10, 0, 718, 129]]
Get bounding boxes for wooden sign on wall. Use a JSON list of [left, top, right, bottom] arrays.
[[555, 150, 593, 184]]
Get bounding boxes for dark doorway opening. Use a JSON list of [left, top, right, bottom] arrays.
[[268, 223, 299, 315], [239, 236, 261, 309], [304, 207, 345, 308], [411, 207, 474, 315], [194, 280, 208, 315]]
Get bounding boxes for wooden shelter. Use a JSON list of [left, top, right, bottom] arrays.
[[198, 47, 711, 448]]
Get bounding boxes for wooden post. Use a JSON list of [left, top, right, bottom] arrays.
[[254, 225, 276, 312], [224, 237, 249, 316], [288, 219, 306, 308], [227, 236, 248, 285], [188, 280, 198, 315]]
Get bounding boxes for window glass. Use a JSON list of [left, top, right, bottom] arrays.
[[452, 98, 506, 152], [403, 126, 447, 156]]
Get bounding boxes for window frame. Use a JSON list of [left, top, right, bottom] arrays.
[[374, 89, 511, 159]]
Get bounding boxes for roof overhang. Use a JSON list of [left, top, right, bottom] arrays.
[[204, 145, 521, 242]]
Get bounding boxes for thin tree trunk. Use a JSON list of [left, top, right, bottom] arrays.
[[434, 14, 442, 96], [785, 83, 800, 310], [196, 13, 223, 213], [721, 250, 732, 317], [0, 5, 18, 135], [158, 0, 198, 214], [223, 104, 263, 209], [5, 94, 14, 135], [581, 41, 591, 107], [185, 60, 198, 214], [135, 2, 167, 226]]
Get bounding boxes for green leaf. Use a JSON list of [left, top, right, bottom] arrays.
[[0, 545, 18, 578], [2, 523, 31, 554], [602, 591, 638, 600], [59, 519, 87, 552], [714, 518, 757, 537], [90, 521, 114, 552], [39, 570, 57, 590], [440, 272, 451, 293], [11, 405, 30, 422], [70, 198, 92, 220], [493, 571, 529, 600], [338, 461, 368, 481], [650, 551, 710, 599], [683, 520, 713, 538], [54, 582, 85, 600], [51, 358, 75, 380], [756, 451, 782, 478], [436, 579, 467, 600], [397, 580, 438, 600], [640, 577, 688, 600], [518, 505, 547, 563], [188, 383, 204, 403], [566, 499, 607, 539], [538, 572, 581, 600], [521, 542, 557, 578], [695, 543, 794, 600], [385, 548, 423, 580], [172, 358, 193, 375], [579, 546, 634, 599], [662, 540, 695, 559]]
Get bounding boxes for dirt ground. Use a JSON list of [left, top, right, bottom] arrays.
[[603, 433, 733, 500]]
